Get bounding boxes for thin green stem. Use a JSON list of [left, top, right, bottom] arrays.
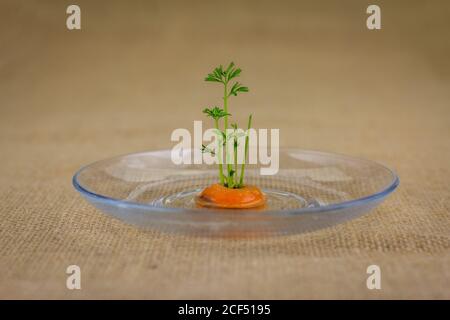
[[223, 82, 228, 130], [214, 118, 225, 185], [239, 114, 252, 186], [223, 81, 234, 186], [233, 136, 238, 185]]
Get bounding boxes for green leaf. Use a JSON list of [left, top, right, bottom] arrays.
[[229, 82, 239, 96], [215, 65, 224, 78], [228, 68, 241, 81], [237, 86, 249, 93], [205, 73, 221, 82], [203, 106, 231, 120], [205, 63, 245, 84], [229, 82, 249, 96], [201, 144, 215, 155], [226, 130, 246, 141], [225, 62, 235, 75]]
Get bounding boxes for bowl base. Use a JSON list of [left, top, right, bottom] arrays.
[[151, 188, 321, 210]]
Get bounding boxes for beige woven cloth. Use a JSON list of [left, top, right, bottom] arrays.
[[0, 0, 449, 299]]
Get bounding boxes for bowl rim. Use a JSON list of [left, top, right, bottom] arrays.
[[72, 148, 399, 216]]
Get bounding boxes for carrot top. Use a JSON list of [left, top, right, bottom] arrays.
[[202, 62, 252, 189]]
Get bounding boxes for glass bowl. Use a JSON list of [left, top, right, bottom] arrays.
[[72, 149, 399, 237]]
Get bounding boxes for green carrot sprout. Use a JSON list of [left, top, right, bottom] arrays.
[[203, 62, 251, 188]]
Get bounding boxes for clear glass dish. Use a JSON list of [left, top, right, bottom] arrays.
[[72, 149, 399, 237]]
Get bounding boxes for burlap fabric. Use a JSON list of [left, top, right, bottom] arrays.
[[0, 0, 449, 299]]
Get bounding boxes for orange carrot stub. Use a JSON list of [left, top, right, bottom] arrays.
[[196, 184, 266, 209]]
